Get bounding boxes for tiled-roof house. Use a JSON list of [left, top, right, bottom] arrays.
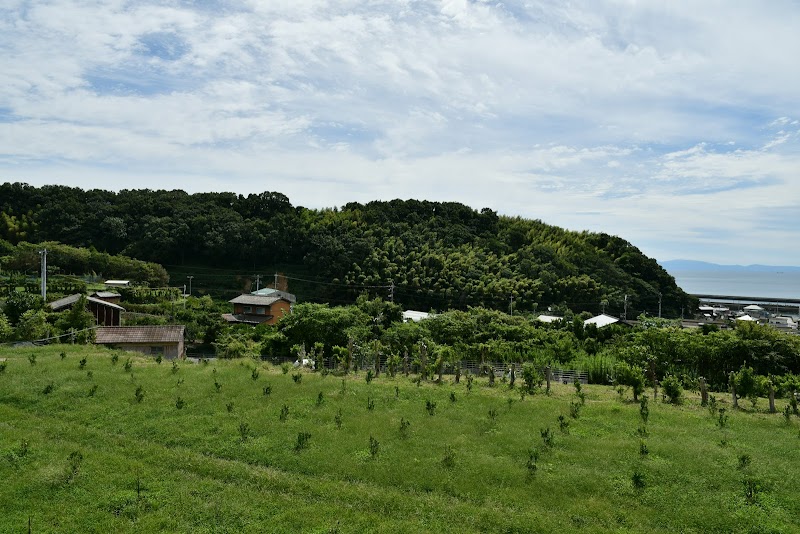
[[223, 291, 295, 326], [95, 325, 185, 359]]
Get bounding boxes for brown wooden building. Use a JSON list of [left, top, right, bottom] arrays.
[[49, 294, 124, 327], [95, 325, 185, 359], [223, 293, 295, 325]]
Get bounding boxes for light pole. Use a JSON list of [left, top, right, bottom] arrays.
[[187, 275, 194, 296]]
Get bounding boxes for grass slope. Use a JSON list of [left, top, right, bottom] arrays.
[[1, 346, 799, 533]]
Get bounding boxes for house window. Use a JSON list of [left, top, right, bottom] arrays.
[[243, 306, 252, 313], [151, 346, 164, 356], [256, 307, 266, 315]]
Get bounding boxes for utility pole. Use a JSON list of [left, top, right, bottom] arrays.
[[255, 274, 261, 291], [39, 248, 47, 300], [389, 280, 395, 303], [623, 294, 628, 321], [658, 292, 662, 318], [274, 272, 278, 289], [509, 294, 514, 316], [187, 275, 193, 296]]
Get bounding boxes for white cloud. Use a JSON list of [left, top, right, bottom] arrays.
[[1, 1, 800, 265]]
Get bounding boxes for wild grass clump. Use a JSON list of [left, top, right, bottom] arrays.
[[226, 402, 234, 413], [79, 357, 87, 370], [88, 384, 98, 397], [558, 415, 569, 434], [0, 361, 6, 373], [281, 363, 289, 374], [171, 361, 179, 374], [28, 353, 36, 366], [450, 391, 456, 403], [251, 367, 259, 381], [292, 372, 302, 384], [441, 445, 456, 469], [214, 379, 222, 393], [334, 408, 343, 429], [175, 397, 185, 410], [737, 454, 751, 470], [279, 404, 289, 422], [639, 440, 649, 457], [263, 384, 272, 396], [367, 397, 375, 411], [316, 391, 324, 406], [111, 353, 119, 365], [123, 358, 132, 372], [42, 382, 54, 395], [632, 469, 646, 491], [134, 385, 145, 403], [526, 448, 540, 476]]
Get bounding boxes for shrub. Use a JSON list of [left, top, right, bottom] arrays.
[[123, 358, 132, 372], [226, 402, 234, 413], [639, 396, 649, 424], [738, 454, 751, 470], [175, 397, 185, 410], [743, 477, 762, 505], [263, 385, 272, 396], [134, 385, 145, 403], [28, 353, 36, 366], [632, 469, 646, 490], [569, 401, 581, 419], [292, 372, 302, 384], [783, 405, 792, 424], [88, 384, 98, 397], [661, 375, 683, 404], [86, 371, 93, 379], [79, 357, 87, 370], [558, 415, 569, 434], [466, 371, 474, 392], [708, 395, 718, 416], [214, 380, 222, 393], [316, 391, 324, 406], [365, 370, 374, 384], [60, 351, 67, 360], [614, 362, 646, 401], [281, 363, 290, 374], [488, 407, 498, 423], [239, 422, 251, 441], [155, 355, 162, 365], [66, 450, 83, 483], [526, 448, 540, 476], [367, 397, 375, 411], [540, 427, 553, 448], [172, 361, 179, 374], [450, 391, 456, 403], [279, 404, 289, 422], [42, 382, 54, 395], [639, 440, 649, 457], [399, 417, 410, 438], [294, 432, 311, 452], [521, 363, 540, 393], [334, 408, 342, 429], [425, 399, 436, 416], [111, 353, 119, 365], [0, 361, 6, 374], [369, 435, 380, 459], [717, 408, 728, 428]]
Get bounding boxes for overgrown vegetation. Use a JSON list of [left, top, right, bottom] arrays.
[[1, 345, 799, 532]]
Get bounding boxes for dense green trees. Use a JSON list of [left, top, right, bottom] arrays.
[[0, 182, 693, 317]]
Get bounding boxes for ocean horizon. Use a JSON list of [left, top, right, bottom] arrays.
[[667, 269, 800, 301]]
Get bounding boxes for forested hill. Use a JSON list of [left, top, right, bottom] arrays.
[[0, 182, 693, 316]]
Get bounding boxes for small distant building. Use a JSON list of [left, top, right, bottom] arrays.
[[104, 280, 130, 288], [49, 294, 125, 327], [95, 325, 185, 359], [743, 304, 768, 318], [769, 316, 797, 330], [223, 292, 295, 326], [403, 310, 430, 322], [736, 314, 756, 322], [536, 315, 563, 324], [584, 313, 620, 329]]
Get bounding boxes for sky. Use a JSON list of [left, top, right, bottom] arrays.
[[1, 1, 799, 266]]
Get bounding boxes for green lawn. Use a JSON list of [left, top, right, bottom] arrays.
[[1, 345, 799, 533]]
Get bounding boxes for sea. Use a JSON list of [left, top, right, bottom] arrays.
[[668, 270, 800, 301]]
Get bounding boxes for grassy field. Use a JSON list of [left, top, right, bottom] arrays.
[[1, 345, 799, 533]]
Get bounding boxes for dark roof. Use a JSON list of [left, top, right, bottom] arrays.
[[92, 291, 121, 299], [95, 325, 185, 344], [222, 313, 273, 325], [49, 294, 125, 311], [229, 294, 286, 306], [250, 288, 297, 302]]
